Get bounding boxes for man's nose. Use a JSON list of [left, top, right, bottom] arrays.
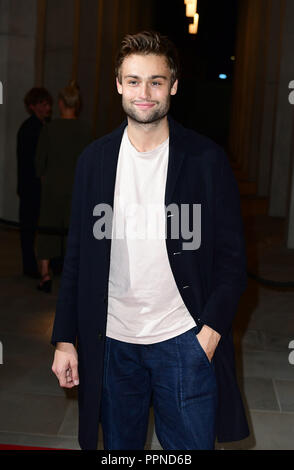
[[139, 82, 150, 100]]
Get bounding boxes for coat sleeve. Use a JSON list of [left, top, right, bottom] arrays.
[[51, 152, 86, 346], [199, 149, 247, 337]]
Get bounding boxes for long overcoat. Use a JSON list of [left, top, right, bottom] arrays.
[[51, 116, 250, 449]]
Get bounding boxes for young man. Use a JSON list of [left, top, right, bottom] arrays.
[[17, 88, 52, 277], [51, 31, 249, 450]]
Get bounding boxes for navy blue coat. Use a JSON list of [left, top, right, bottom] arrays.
[[51, 116, 250, 449]]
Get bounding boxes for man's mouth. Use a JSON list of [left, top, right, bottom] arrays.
[[134, 102, 156, 109]]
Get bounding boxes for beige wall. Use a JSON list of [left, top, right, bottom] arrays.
[[0, 0, 155, 222], [0, 0, 38, 222]]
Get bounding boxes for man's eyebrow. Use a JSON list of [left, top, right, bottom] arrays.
[[150, 75, 168, 80], [124, 74, 168, 80]]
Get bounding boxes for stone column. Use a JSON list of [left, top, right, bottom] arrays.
[[228, 0, 248, 163], [247, 0, 270, 183], [43, 0, 75, 118], [286, 106, 294, 248], [229, 0, 261, 176], [0, 0, 38, 221], [240, 0, 263, 177], [268, 0, 294, 217], [257, 0, 285, 197], [229, 0, 282, 192], [77, 0, 99, 133]]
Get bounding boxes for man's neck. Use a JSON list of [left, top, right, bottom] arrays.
[[126, 116, 169, 153]]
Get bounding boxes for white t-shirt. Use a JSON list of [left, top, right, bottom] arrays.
[[106, 127, 196, 344]]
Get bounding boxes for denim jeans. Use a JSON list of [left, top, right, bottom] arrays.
[[100, 325, 218, 450]]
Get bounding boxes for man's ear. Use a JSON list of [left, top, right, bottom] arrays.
[[116, 77, 122, 95], [170, 79, 178, 96]]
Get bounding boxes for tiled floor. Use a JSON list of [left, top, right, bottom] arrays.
[[0, 188, 293, 450]]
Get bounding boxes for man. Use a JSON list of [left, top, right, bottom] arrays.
[[17, 88, 52, 277], [51, 31, 249, 450]]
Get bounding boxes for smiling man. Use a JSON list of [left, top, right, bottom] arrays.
[[117, 54, 175, 126], [51, 31, 249, 450]]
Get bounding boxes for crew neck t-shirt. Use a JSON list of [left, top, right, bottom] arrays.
[[106, 127, 196, 344]]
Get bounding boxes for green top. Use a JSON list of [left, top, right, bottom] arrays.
[[35, 118, 92, 197]]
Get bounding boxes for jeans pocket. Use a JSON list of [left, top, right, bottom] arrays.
[[193, 333, 213, 367]]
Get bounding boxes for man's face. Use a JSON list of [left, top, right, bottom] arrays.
[[116, 53, 178, 125], [30, 100, 52, 121]]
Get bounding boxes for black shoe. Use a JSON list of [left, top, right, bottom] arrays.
[[37, 278, 52, 293]]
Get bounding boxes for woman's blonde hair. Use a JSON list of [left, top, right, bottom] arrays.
[[58, 80, 81, 114]]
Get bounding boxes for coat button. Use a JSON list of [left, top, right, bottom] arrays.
[[98, 332, 103, 341]]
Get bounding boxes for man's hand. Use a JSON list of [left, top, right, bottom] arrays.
[[196, 325, 221, 362], [52, 342, 79, 388]]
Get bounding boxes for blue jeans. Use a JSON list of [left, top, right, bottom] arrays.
[[100, 325, 218, 450]]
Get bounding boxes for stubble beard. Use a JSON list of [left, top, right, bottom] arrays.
[[121, 96, 171, 125]]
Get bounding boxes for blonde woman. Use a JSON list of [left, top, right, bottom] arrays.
[[35, 81, 92, 292]]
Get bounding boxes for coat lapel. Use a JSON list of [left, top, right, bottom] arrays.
[[165, 115, 187, 206], [100, 121, 127, 208]]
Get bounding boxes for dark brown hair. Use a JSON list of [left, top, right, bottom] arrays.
[[24, 87, 53, 114], [115, 30, 180, 86]]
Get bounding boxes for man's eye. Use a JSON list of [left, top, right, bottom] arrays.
[[128, 81, 138, 85], [152, 82, 161, 86]]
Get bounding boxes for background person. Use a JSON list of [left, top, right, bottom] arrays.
[[35, 80, 92, 293], [16, 87, 53, 278]]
